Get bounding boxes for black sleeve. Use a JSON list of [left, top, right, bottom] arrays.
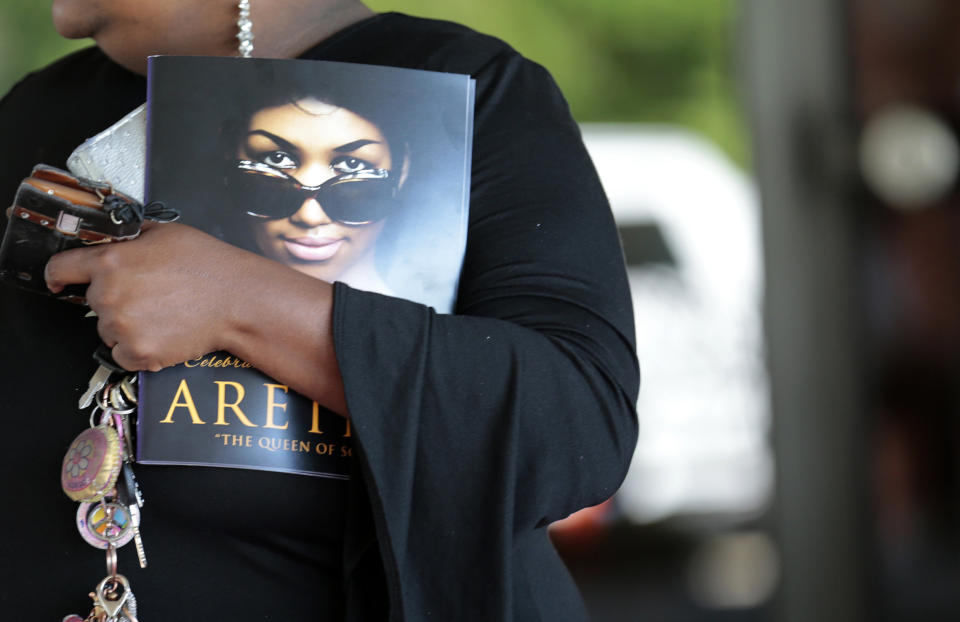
[[333, 39, 639, 620]]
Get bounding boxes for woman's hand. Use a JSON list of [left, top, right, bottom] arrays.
[[46, 222, 245, 370], [45, 222, 347, 414]]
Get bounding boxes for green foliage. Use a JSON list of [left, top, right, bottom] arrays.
[[368, 0, 749, 163], [0, 0, 748, 165], [0, 1, 90, 92]]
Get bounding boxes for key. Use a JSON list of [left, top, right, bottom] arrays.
[[117, 463, 147, 568], [79, 365, 114, 410], [79, 344, 127, 409], [121, 414, 135, 463], [127, 504, 147, 569], [118, 462, 144, 509], [110, 410, 135, 463]]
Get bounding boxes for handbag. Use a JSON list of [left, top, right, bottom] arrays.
[[0, 164, 175, 303]]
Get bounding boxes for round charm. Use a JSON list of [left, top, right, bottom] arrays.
[[61, 425, 122, 503], [76, 501, 134, 549]]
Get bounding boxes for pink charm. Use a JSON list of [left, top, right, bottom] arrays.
[[61, 425, 122, 503], [76, 501, 135, 550]]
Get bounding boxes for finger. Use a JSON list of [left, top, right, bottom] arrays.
[[110, 342, 142, 372], [97, 323, 119, 349], [112, 343, 164, 373], [44, 246, 103, 293]]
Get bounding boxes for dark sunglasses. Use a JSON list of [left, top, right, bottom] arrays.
[[226, 160, 396, 225]]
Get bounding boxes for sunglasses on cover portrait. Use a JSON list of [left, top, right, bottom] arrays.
[[226, 159, 396, 225]]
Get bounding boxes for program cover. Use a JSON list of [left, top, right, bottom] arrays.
[[137, 56, 475, 478]]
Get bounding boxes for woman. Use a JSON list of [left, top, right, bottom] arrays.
[[227, 93, 404, 292], [176, 65, 459, 306], [2, 1, 639, 620]]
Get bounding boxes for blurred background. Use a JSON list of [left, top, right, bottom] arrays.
[[4, 1, 960, 620]]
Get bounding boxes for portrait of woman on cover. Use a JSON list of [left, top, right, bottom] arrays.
[[224, 92, 409, 294], [149, 59, 467, 311]]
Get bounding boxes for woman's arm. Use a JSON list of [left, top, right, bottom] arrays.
[[44, 220, 349, 415]]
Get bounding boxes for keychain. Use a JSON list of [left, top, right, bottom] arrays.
[[61, 411, 123, 503], [62, 362, 146, 621]]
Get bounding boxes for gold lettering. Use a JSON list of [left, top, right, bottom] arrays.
[[308, 401, 324, 435], [263, 383, 290, 430], [214, 433, 251, 446], [343, 418, 352, 438], [213, 381, 258, 427], [184, 353, 253, 369], [159, 379, 205, 424], [253, 435, 312, 453]]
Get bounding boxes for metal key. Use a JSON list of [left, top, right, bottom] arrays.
[[127, 504, 147, 569], [79, 365, 114, 410], [119, 462, 144, 509], [79, 344, 127, 409], [117, 463, 147, 568]]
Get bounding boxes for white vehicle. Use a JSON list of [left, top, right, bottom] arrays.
[[582, 124, 772, 524]]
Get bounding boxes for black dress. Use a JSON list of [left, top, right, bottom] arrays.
[[0, 13, 638, 621]]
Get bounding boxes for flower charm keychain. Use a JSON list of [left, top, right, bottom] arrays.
[[62, 375, 145, 622], [61, 414, 123, 503]]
